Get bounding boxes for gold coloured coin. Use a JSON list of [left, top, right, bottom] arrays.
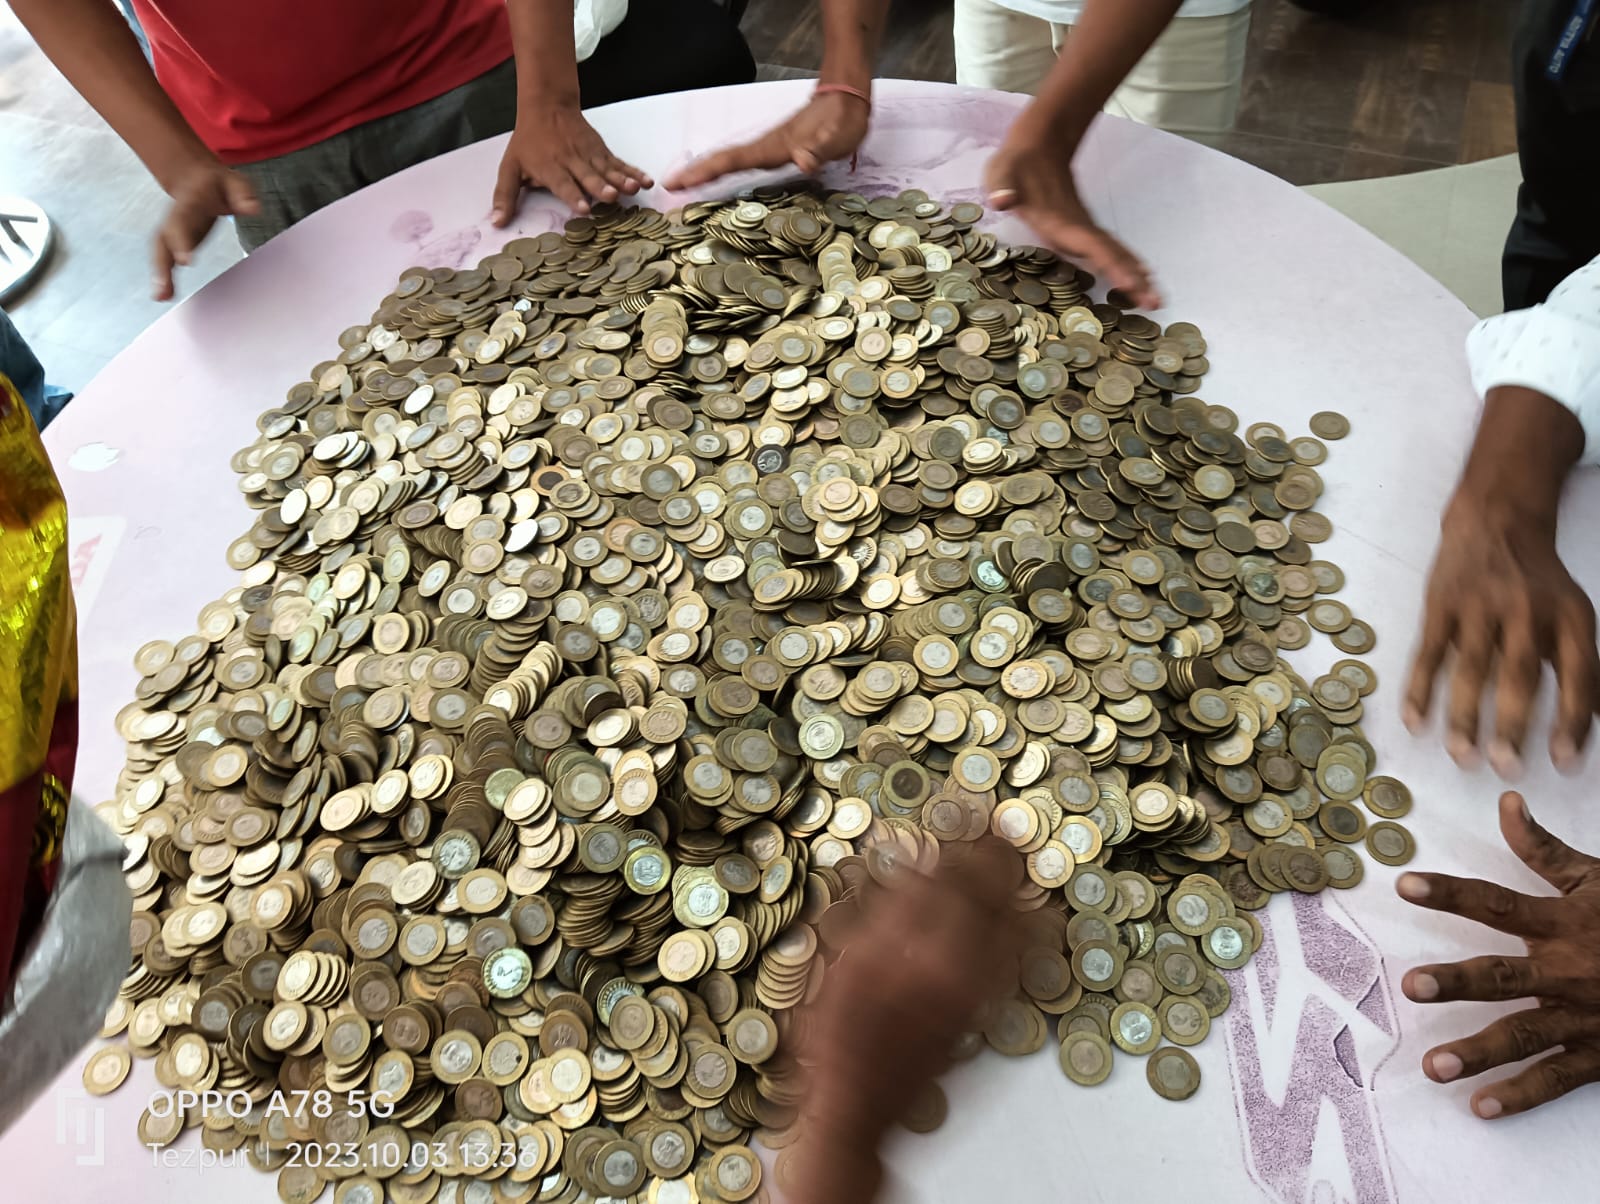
[[1058, 1031, 1114, 1086], [1322, 845, 1366, 888], [1157, 997, 1211, 1047], [1365, 821, 1416, 866], [1146, 1047, 1201, 1100], [84, 1045, 133, 1095], [1110, 1001, 1161, 1055], [1363, 775, 1412, 818], [1308, 411, 1350, 440]]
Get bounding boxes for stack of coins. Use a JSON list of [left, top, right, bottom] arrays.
[[92, 186, 1416, 1198]]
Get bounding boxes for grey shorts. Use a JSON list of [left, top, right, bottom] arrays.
[[232, 58, 518, 251]]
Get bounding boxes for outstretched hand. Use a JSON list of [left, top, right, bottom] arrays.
[[493, 103, 651, 223], [984, 134, 1159, 310], [1400, 791, 1600, 1118], [664, 90, 870, 191], [154, 159, 259, 301], [1404, 475, 1599, 779]]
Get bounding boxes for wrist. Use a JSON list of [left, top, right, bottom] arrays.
[[818, 55, 874, 97], [517, 86, 582, 113], [146, 137, 221, 197], [1453, 385, 1583, 530], [1009, 93, 1091, 156]]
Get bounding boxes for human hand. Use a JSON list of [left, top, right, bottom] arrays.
[[983, 127, 1159, 309], [154, 159, 259, 301], [663, 89, 870, 191], [1399, 791, 1600, 1118], [784, 837, 1024, 1204], [493, 103, 651, 224], [1404, 482, 1599, 778]]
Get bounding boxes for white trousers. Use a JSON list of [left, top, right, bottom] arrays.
[[953, 0, 1252, 138]]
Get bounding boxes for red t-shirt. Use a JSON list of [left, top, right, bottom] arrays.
[[129, 0, 513, 164]]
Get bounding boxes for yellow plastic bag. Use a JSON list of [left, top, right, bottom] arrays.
[[0, 372, 77, 986]]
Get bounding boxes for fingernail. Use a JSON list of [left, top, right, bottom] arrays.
[[1397, 873, 1429, 900], [1552, 737, 1579, 773], [491, 208, 505, 224], [1402, 705, 1423, 734], [1488, 740, 1523, 780], [1475, 1096, 1503, 1119], [1431, 1052, 1463, 1082], [1447, 734, 1481, 769], [1410, 973, 1440, 1001], [989, 188, 1018, 203]]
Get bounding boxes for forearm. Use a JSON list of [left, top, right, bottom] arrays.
[[1451, 385, 1585, 527], [818, 0, 890, 92], [507, 0, 581, 105], [1018, 0, 1184, 144], [10, 0, 212, 192]]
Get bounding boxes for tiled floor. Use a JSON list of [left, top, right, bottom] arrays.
[[0, 6, 239, 394], [744, 0, 1522, 185], [1306, 154, 1521, 318], [1, 0, 1526, 397]]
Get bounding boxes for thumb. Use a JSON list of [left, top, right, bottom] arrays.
[[664, 133, 785, 191], [1500, 791, 1599, 894], [222, 171, 261, 217], [984, 148, 1023, 211], [152, 231, 177, 302], [491, 154, 524, 227]]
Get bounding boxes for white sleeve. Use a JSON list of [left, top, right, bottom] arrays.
[[1467, 255, 1600, 465]]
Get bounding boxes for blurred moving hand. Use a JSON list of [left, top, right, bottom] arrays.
[[154, 158, 259, 301], [984, 127, 1158, 309], [1403, 386, 1598, 777], [663, 90, 870, 191], [1399, 791, 1600, 1118], [783, 837, 1024, 1204]]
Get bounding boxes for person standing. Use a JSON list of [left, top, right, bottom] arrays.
[[10, 0, 755, 300], [953, 0, 1253, 142], [1404, 0, 1600, 778]]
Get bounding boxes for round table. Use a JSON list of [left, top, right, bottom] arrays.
[[9, 79, 1600, 1203]]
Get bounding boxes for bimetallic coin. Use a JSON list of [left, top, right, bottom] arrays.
[[1308, 411, 1350, 440], [1147, 1047, 1202, 1100], [1365, 821, 1416, 866], [1157, 997, 1211, 1047], [1110, 1001, 1161, 1055], [1202, 920, 1252, 970], [1363, 776, 1412, 818], [482, 947, 533, 999], [1059, 1031, 1114, 1086], [84, 1045, 132, 1095]]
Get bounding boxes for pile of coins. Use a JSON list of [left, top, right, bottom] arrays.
[[93, 187, 1416, 1201]]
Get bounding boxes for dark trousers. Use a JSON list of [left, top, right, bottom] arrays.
[[235, 0, 755, 249], [1505, 0, 1600, 309]]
